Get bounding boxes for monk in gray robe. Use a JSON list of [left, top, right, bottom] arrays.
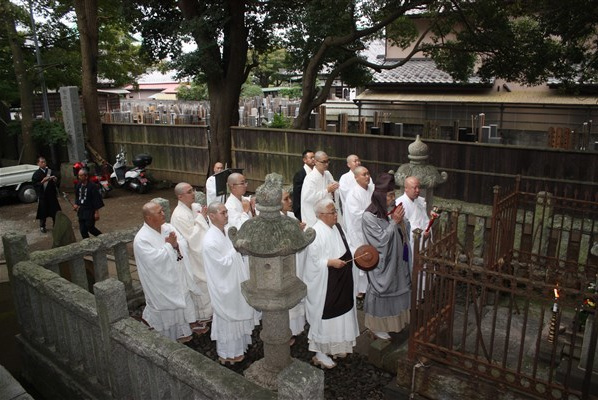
[[362, 173, 411, 340]]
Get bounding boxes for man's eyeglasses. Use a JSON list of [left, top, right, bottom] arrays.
[[233, 181, 248, 186], [316, 159, 330, 164], [321, 209, 338, 215]]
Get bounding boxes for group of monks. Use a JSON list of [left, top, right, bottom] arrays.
[[133, 153, 432, 369]]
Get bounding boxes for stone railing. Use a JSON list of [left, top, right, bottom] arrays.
[[28, 227, 140, 297], [2, 231, 320, 399]]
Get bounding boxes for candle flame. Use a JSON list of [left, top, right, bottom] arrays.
[[554, 288, 559, 299]]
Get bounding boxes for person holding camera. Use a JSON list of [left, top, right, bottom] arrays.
[[32, 156, 61, 233]]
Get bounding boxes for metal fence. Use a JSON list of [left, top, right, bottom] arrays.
[[408, 187, 598, 399]]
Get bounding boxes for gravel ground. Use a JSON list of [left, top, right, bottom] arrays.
[[131, 307, 394, 399], [184, 322, 394, 399]]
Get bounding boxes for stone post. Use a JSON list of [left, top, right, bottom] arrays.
[[59, 86, 85, 162], [70, 258, 87, 290], [2, 232, 30, 329], [472, 216, 486, 264], [2, 232, 30, 282], [93, 249, 109, 283], [229, 173, 322, 395], [113, 243, 132, 293], [94, 278, 130, 398], [532, 192, 553, 260], [579, 314, 598, 372]]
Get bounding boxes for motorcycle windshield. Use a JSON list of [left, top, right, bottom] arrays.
[[115, 168, 126, 181]]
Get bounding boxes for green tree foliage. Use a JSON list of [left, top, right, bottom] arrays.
[[425, 0, 598, 89], [30, 3, 148, 90], [31, 120, 68, 145], [269, 112, 292, 129], [241, 83, 264, 98], [124, 0, 294, 166], [97, 26, 151, 87], [0, 0, 151, 161], [176, 81, 208, 101], [0, 31, 21, 106], [279, 87, 302, 99], [284, 0, 437, 129], [252, 47, 291, 87], [0, 0, 37, 163]]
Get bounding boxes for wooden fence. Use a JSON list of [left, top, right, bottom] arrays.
[[104, 123, 210, 186], [103, 123, 597, 205]]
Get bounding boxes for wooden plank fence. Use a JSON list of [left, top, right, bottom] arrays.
[[102, 123, 597, 205]]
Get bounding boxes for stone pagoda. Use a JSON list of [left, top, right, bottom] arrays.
[[228, 173, 322, 395]]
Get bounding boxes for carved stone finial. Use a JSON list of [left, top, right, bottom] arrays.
[[408, 135, 429, 164], [229, 173, 315, 256], [394, 136, 448, 189], [255, 173, 283, 218]]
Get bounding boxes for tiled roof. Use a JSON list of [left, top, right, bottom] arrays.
[[136, 70, 179, 84], [355, 90, 598, 106], [360, 40, 386, 63], [369, 58, 491, 86]]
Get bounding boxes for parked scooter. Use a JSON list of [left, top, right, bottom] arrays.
[[73, 160, 112, 198], [109, 148, 152, 194]]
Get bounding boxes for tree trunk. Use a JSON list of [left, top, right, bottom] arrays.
[[2, 1, 37, 164], [74, 0, 106, 159], [293, 102, 313, 130], [180, 0, 249, 170], [293, 71, 319, 130], [207, 81, 242, 168]]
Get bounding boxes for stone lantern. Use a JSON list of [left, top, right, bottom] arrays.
[[229, 173, 316, 391], [394, 135, 448, 215]]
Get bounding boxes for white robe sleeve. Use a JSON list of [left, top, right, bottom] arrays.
[[133, 224, 187, 310], [302, 222, 338, 326], [161, 223, 203, 296], [171, 202, 210, 282], [225, 196, 251, 230], [344, 188, 368, 254], [301, 170, 334, 227], [202, 228, 254, 321], [338, 171, 354, 212], [206, 175, 217, 206]]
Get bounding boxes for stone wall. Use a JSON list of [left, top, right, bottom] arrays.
[[2, 229, 320, 400], [10, 261, 277, 399]]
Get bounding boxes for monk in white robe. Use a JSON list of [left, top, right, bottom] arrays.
[[171, 182, 213, 325], [282, 188, 307, 339], [396, 176, 431, 252], [343, 166, 374, 295], [205, 161, 225, 205], [304, 198, 359, 369], [224, 172, 254, 230], [301, 151, 339, 227], [134, 202, 202, 342], [337, 154, 360, 228], [203, 202, 259, 364]]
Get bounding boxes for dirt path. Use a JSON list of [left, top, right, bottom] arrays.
[[0, 186, 178, 260]]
